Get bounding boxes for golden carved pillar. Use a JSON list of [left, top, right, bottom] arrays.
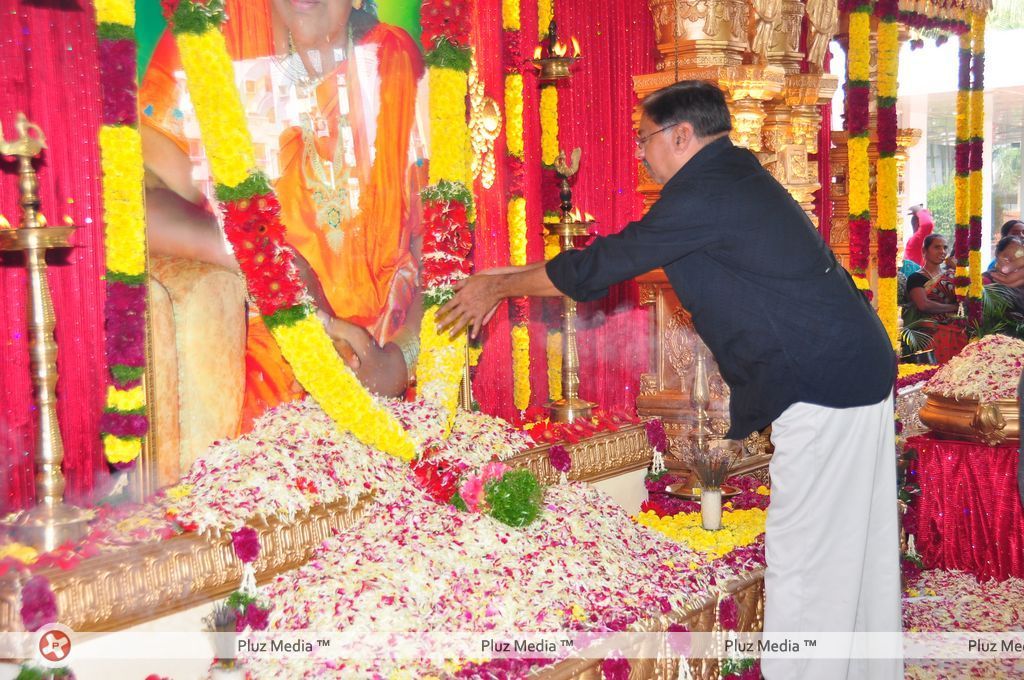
[[647, 0, 749, 72], [767, 0, 806, 74]]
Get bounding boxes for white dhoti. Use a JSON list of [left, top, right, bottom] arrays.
[[761, 395, 903, 680]]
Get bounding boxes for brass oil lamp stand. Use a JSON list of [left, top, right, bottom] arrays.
[[0, 113, 93, 551], [544, 148, 595, 423]]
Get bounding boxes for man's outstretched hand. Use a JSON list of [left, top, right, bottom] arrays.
[[436, 272, 507, 340]]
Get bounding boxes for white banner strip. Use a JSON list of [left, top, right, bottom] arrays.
[[6, 630, 1024, 665]]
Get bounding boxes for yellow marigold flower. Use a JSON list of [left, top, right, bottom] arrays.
[[547, 330, 562, 402], [969, 170, 983, 217], [756, 485, 770, 495], [848, 13, 871, 82], [954, 175, 969, 224], [540, 86, 559, 166], [969, 251, 983, 297], [636, 508, 767, 557], [570, 603, 586, 622], [508, 197, 527, 265], [876, 158, 897, 232], [512, 324, 531, 411], [418, 307, 465, 436], [538, 0, 552, 40], [878, 277, 898, 349], [177, 30, 257, 188], [428, 68, 471, 186], [847, 136, 870, 215], [0, 542, 39, 565], [100, 126, 147, 276], [502, 0, 521, 30], [166, 483, 194, 501], [106, 384, 145, 412], [94, 0, 134, 26], [543, 232, 560, 261], [272, 313, 415, 460], [969, 90, 984, 139], [104, 434, 142, 463], [505, 74, 524, 159], [876, 22, 899, 98]]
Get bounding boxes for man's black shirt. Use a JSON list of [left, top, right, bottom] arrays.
[[546, 136, 895, 439]]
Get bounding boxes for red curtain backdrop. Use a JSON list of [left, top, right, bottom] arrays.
[[469, 0, 515, 421], [549, 0, 658, 413], [1, 3, 109, 514], [908, 434, 1024, 582], [471, 0, 658, 419]]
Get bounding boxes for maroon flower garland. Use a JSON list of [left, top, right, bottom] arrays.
[[97, 8, 149, 467]]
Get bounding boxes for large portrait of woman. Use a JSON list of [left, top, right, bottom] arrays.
[[139, 0, 428, 484]]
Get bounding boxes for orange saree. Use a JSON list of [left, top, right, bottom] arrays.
[[140, 12, 425, 431]]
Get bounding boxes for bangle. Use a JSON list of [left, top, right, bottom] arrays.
[[392, 327, 420, 384]]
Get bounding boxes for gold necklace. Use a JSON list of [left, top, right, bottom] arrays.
[[299, 82, 358, 254]]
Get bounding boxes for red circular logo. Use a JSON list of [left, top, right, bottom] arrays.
[[38, 629, 72, 662]]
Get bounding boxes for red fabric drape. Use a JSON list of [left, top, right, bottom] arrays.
[[470, 0, 657, 418], [908, 434, 1024, 582], [470, 0, 515, 421], [549, 0, 657, 413], [1, 4, 108, 514]]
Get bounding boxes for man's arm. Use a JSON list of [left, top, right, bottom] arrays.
[[437, 262, 557, 339]]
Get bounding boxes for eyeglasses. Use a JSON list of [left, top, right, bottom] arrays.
[[634, 124, 674, 149]]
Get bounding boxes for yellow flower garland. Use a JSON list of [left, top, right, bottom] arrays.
[[271, 315, 415, 459], [540, 85, 559, 166], [172, 24, 414, 460], [546, 330, 563, 401], [876, 21, 898, 100], [99, 126, 146, 277], [502, 0, 520, 31], [538, 0, 552, 40], [876, 19, 899, 348], [427, 68, 472, 188], [418, 42, 474, 434], [955, 33, 972, 299], [419, 307, 465, 436], [968, 14, 986, 300], [954, 174, 969, 226], [508, 194, 530, 410], [898, 363, 934, 379], [103, 434, 143, 464], [506, 39, 528, 410], [847, 135, 870, 217], [94, 0, 133, 26], [504, 74, 524, 159], [176, 31, 256, 189], [847, 12, 871, 82], [106, 384, 145, 412], [636, 508, 767, 558], [512, 324, 531, 410], [97, 0, 148, 466]]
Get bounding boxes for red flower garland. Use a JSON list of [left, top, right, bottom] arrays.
[[220, 194, 305, 316], [421, 0, 471, 49]]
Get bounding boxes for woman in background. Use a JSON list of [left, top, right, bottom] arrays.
[[903, 234, 965, 364], [140, 0, 425, 429]]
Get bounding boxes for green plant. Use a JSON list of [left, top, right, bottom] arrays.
[[926, 181, 955, 243]]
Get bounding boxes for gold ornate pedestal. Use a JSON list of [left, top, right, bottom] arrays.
[[918, 393, 1020, 446], [0, 425, 653, 633]]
